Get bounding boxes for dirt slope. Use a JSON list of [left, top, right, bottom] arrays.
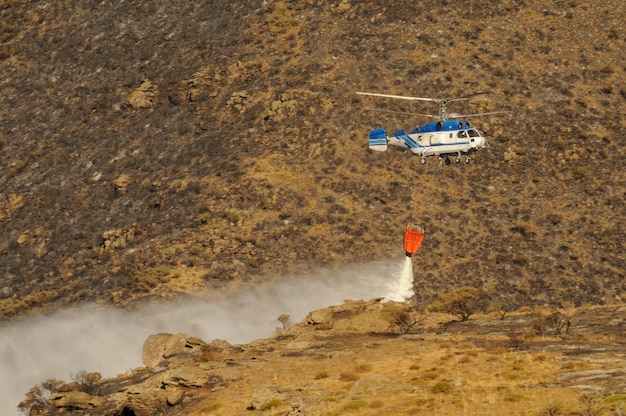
[[2, 0, 624, 317]]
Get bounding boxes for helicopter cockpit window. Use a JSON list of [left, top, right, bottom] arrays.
[[458, 130, 468, 138], [468, 129, 480, 137]]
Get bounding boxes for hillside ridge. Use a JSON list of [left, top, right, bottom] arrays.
[[19, 299, 626, 415]]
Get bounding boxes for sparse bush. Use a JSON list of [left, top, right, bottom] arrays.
[[201, 402, 224, 411], [0, 297, 28, 317], [605, 395, 626, 416], [412, 396, 430, 406], [421, 368, 440, 380], [354, 363, 372, 373], [532, 311, 572, 335], [195, 345, 220, 362], [505, 393, 527, 402], [575, 394, 604, 416], [339, 371, 359, 382], [506, 331, 530, 350], [196, 212, 211, 224], [502, 371, 522, 380], [431, 287, 489, 321], [341, 399, 368, 411], [458, 355, 473, 364], [70, 369, 101, 394], [260, 398, 281, 410], [389, 307, 422, 334], [18, 378, 65, 415], [539, 403, 564, 416], [314, 370, 329, 379], [431, 380, 452, 394], [545, 312, 571, 335], [277, 313, 291, 329], [369, 399, 384, 409]]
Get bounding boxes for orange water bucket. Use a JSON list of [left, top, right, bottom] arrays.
[[403, 224, 424, 257]]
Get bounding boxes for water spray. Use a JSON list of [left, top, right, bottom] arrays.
[[382, 224, 425, 302]]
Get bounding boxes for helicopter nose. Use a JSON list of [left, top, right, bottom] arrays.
[[471, 135, 486, 149]]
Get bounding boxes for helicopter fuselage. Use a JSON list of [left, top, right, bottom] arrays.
[[368, 120, 486, 164], [357, 90, 504, 165]]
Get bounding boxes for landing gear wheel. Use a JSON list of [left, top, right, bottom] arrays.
[[420, 157, 426, 165], [455, 157, 460, 163], [444, 157, 451, 165], [465, 157, 471, 164]]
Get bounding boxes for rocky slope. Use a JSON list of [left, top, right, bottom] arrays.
[[19, 299, 626, 415]]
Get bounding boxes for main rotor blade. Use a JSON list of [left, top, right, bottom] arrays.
[[365, 108, 436, 118], [448, 110, 512, 118], [356, 92, 436, 102], [356, 90, 493, 102]]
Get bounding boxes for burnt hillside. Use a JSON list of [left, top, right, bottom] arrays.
[[1, 0, 625, 317]]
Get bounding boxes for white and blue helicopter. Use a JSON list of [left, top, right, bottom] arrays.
[[356, 91, 506, 165]]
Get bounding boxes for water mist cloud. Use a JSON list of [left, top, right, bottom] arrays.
[[1, 259, 411, 415]]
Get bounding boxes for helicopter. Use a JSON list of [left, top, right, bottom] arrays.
[[356, 91, 507, 165]]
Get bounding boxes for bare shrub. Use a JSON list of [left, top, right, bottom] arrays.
[[575, 394, 604, 416], [339, 371, 359, 382], [431, 380, 452, 394], [277, 313, 291, 330], [533, 312, 572, 335], [195, 345, 220, 362], [70, 369, 88, 385], [354, 363, 372, 373], [314, 370, 329, 379], [539, 403, 564, 416], [545, 312, 571, 335], [18, 378, 65, 415], [70, 369, 101, 395], [506, 331, 530, 350], [390, 308, 422, 334], [431, 287, 489, 321]]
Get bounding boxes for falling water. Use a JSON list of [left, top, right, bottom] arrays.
[[382, 256, 414, 302], [0, 259, 410, 415]]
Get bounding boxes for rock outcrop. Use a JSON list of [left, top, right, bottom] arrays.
[[19, 300, 626, 415]]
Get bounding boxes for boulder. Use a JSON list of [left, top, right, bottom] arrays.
[[48, 391, 107, 409], [142, 333, 209, 368], [111, 173, 134, 194], [249, 387, 287, 410], [166, 388, 185, 406], [142, 333, 173, 368], [162, 366, 209, 387], [125, 79, 158, 109], [163, 333, 188, 358]]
